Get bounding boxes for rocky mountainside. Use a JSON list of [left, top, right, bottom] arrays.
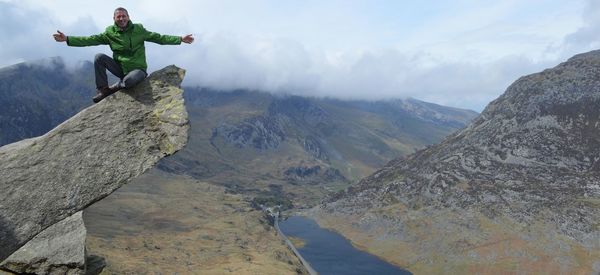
[[0, 66, 189, 264], [161, 88, 477, 204], [311, 50, 600, 274], [0, 57, 94, 146]]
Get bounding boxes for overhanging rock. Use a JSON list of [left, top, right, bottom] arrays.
[[0, 65, 189, 261]]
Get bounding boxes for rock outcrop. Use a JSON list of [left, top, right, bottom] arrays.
[[312, 51, 600, 274], [0, 65, 189, 261], [1, 212, 86, 274]]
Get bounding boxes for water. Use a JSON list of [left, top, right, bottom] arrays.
[[279, 216, 411, 275]]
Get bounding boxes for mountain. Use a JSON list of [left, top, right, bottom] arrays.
[[309, 51, 600, 274], [0, 59, 477, 206], [159, 88, 477, 204], [0, 58, 476, 273], [0, 57, 94, 146], [0, 66, 189, 265]]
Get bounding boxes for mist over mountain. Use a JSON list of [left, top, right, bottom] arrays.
[[0, 57, 94, 146]]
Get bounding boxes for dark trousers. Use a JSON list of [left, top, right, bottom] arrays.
[[94, 53, 147, 90]]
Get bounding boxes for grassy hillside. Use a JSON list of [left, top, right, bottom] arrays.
[[85, 170, 307, 274]]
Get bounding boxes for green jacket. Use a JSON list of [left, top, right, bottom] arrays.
[[67, 21, 181, 74]]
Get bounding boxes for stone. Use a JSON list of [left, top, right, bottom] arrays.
[[0, 65, 189, 261], [85, 255, 106, 275], [0, 212, 86, 275]]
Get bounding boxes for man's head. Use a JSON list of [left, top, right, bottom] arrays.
[[113, 7, 130, 29]]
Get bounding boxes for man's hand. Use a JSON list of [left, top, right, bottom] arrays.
[[182, 34, 194, 44], [53, 30, 67, 42]]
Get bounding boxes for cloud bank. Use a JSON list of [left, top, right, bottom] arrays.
[[0, 0, 597, 111]]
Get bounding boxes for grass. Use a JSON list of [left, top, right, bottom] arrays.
[[308, 206, 600, 275], [84, 169, 308, 274]]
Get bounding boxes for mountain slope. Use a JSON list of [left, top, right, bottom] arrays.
[[0, 57, 94, 146], [310, 50, 600, 274], [160, 88, 477, 204]]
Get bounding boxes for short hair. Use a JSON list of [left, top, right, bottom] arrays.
[[114, 7, 129, 16]]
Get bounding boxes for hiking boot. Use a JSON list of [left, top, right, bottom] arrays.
[[92, 86, 119, 103]]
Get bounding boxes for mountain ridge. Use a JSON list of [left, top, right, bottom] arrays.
[[0, 57, 94, 146], [311, 50, 600, 274]]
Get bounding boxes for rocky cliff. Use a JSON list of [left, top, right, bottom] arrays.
[[311, 50, 600, 274], [0, 65, 189, 262]]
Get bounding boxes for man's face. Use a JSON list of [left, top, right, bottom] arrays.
[[113, 10, 129, 29]]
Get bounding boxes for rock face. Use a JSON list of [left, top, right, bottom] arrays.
[[216, 115, 287, 150], [1, 212, 86, 274], [0, 65, 189, 261], [313, 51, 600, 274]]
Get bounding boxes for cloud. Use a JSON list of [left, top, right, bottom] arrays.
[[562, 0, 600, 53], [0, 0, 593, 111], [0, 2, 106, 69], [156, 34, 551, 111]]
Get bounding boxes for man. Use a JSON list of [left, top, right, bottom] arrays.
[[53, 7, 194, 103]]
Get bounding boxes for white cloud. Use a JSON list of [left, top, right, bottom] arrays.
[[0, 0, 594, 111], [562, 0, 600, 53]]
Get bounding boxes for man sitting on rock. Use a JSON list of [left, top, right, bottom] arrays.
[[53, 7, 194, 103]]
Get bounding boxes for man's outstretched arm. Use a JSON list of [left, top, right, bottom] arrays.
[[142, 24, 194, 45], [52, 30, 108, 47]]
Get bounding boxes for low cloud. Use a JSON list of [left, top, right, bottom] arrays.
[[561, 0, 600, 54], [0, 2, 104, 68], [0, 1, 595, 111], [159, 34, 552, 111]]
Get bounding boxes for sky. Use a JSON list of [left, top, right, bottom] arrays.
[[1, 0, 599, 111]]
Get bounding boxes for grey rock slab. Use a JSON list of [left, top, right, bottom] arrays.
[[0, 65, 189, 261], [0, 212, 86, 275]]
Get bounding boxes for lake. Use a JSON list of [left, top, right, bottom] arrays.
[[279, 216, 412, 275]]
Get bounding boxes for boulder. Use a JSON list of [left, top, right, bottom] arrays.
[[0, 212, 86, 275], [0, 65, 189, 261]]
